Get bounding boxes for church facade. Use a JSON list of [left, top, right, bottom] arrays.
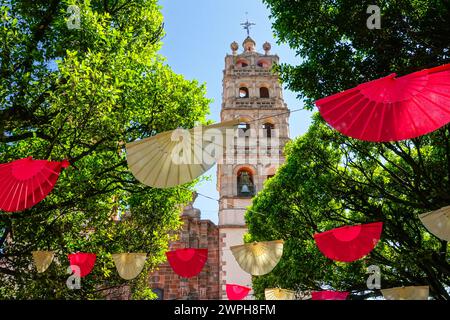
[[147, 35, 290, 300]]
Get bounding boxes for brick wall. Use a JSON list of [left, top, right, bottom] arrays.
[[148, 214, 220, 300]]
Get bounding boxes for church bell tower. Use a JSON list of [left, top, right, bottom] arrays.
[[217, 24, 290, 299]]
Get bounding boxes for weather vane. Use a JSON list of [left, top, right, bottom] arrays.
[[241, 12, 255, 37]]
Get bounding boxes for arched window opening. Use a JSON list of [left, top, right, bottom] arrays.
[[260, 87, 270, 98], [238, 122, 250, 137], [257, 60, 270, 68], [237, 169, 255, 197], [239, 87, 249, 98], [236, 60, 249, 68], [263, 122, 275, 138]]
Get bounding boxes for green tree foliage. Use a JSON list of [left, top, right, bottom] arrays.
[[248, 116, 450, 299], [247, 0, 450, 299], [263, 0, 450, 109], [0, 0, 211, 299]]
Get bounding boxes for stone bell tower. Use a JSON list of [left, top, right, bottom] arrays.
[[217, 32, 290, 299]]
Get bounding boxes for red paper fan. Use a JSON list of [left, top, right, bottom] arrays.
[[0, 157, 70, 212], [316, 64, 450, 142], [68, 253, 96, 278], [226, 284, 251, 300], [312, 290, 349, 300], [166, 248, 208, 278], [314, 222, 383, 262]]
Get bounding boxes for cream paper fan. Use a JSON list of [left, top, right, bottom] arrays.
[[32, 251, 55, 273], [112, 253, 147, 280], [265, 288, 296, 300], [419, 206, 450, 241], [230, 240, 284, 276], [381, 286, 429, 300], [126, 119, 243, 188]]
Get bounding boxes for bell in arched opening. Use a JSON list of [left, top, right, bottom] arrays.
[[237, 170, 254, 197]]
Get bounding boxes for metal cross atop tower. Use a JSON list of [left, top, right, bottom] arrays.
[[241, 14, 255, 37]]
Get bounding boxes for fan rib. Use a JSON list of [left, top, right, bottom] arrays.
[[137, 141, 172, 186], [403, 103, 419, 138], [376, 102, 388, 142], [359, 103, 380, 140], [409, 96, 440, 128], [0, 178, 16, 208], [127, 137, 172, 167], [320, 91, 361, 117], [342, 99, 373, 136], [327, 94, 368, 125], [415, 90, 450, 115], [126, 142, 159, 166], [8, 182, 22, 212], [129, 138, 170, 175]]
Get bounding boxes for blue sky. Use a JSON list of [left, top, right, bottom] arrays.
[[159, 0, 313, 223]]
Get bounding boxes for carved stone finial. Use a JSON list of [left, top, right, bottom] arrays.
[[231, 41, 239, 55], [263, 42, 271, 55], [181, 192, 200, 219]]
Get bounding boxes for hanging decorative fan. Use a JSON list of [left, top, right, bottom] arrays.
[[166, 248, 208, 278], [265, 288, 296, 300], [314, 222, 383, 262], [226, 284, 251, 300], [112, 253, 147, 280], [32, 251, 55, 273], [68, 252, 96, 278], [419, 206, 450, 241], [311, 290, 349, 300], [126, 118, 243, 188], [0, 157, 70, 212], [315, 64, 450, 142], [230, 240, 284, 276], [381, 286, 429, 300]]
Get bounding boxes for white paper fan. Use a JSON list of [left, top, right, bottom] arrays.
[[32, 250, 55, 273], [126, 119, 242, 188], [419, 206, 450, 241], [112, 253, 147, 280], [230, 240, 284, 276], [265, 288, 296, 300], [381, 286, 429, 300]]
